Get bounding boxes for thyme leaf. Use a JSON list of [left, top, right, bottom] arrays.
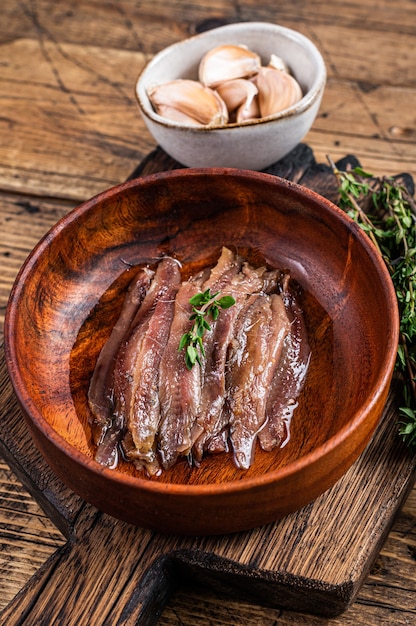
[[179, 288, 236, 370], [328, 155, 416, 449]]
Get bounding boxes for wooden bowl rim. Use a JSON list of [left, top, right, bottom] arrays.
[[4, 168, 400, 496]]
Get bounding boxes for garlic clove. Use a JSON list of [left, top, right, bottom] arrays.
[[148, 104, 203, 127], [216, 78, 259, 118], [268, 54, 290, 73], [236, 94, 260, 123], [147, 79, 228, 126], [254, 67, 303, 118], [235, 96, 260, 123], [199, 44, 261, 88]]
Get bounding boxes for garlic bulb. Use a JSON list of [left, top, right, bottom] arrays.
[[216, 79, 259, 122], [199, 44, 261, 88], [254, 67, 303, 118], [147, 79, 228, 126]]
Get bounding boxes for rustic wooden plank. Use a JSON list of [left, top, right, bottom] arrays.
[[0, 42, 416, 201], [0, 504, 175, 626], [160, 581, 416, 625], [161, 481, 416, 624], [1, 0, 416, 201], [311, 81, 416, 178], [0, 0, 233, 55], [1, 369, 414, 624], [0, 459, 65, 613], [0, 344, 84, 536], [2, 0, 415, 54], [238, 0, 416, 35], [312, 23, 415, 86], [0, 38, 153, 200], [0, 192, 76, 329], [2, 0, 415, 136], [1, 1, 416, 623], [1, 147, 415, 624]]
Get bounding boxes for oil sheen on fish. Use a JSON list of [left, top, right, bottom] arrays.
[[90, 247, 310, 473], [88, 267, 154, 449], [117, 258, 181, 475], [157, 276, 205, 469], [258, 278, 311, 452], [192, 252, 273, 462], [98, 258, 180, 470], [226, 292, 290, 469]]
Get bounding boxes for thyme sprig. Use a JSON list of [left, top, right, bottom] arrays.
[[328, 155, 416, 449], [179, 289, 236, 370]]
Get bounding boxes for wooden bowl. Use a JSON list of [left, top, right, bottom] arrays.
[[4, 169, 399, 535]]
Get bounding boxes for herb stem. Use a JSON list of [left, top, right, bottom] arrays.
[[179, 288, 236, 370], [327, 155, 416, 449], [327, 155, 383, 255]]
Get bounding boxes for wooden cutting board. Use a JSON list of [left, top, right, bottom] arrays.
[[1, 144, 415, 625]]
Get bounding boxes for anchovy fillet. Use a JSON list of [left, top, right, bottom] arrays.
[[117, 258, 181, 474], [88, 267, 154, 449], [157, 277, 205, 469], [258, 279, 311, 452], [226, 292, 290, 469]]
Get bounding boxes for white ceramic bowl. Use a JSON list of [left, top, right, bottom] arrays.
[[135, 22, 326, 170]]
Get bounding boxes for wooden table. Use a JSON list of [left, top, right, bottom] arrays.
[[1, 1, 415, 624]]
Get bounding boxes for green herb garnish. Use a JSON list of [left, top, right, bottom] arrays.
[[179, 289, 236, 370], [328, 155, 416, 449]]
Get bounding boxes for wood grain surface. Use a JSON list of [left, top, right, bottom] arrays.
[[1, 1, 416, 624], [1, 149, 415, 626]]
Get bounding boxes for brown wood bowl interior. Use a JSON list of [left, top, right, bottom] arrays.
[[4, 169, 399, 535]]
